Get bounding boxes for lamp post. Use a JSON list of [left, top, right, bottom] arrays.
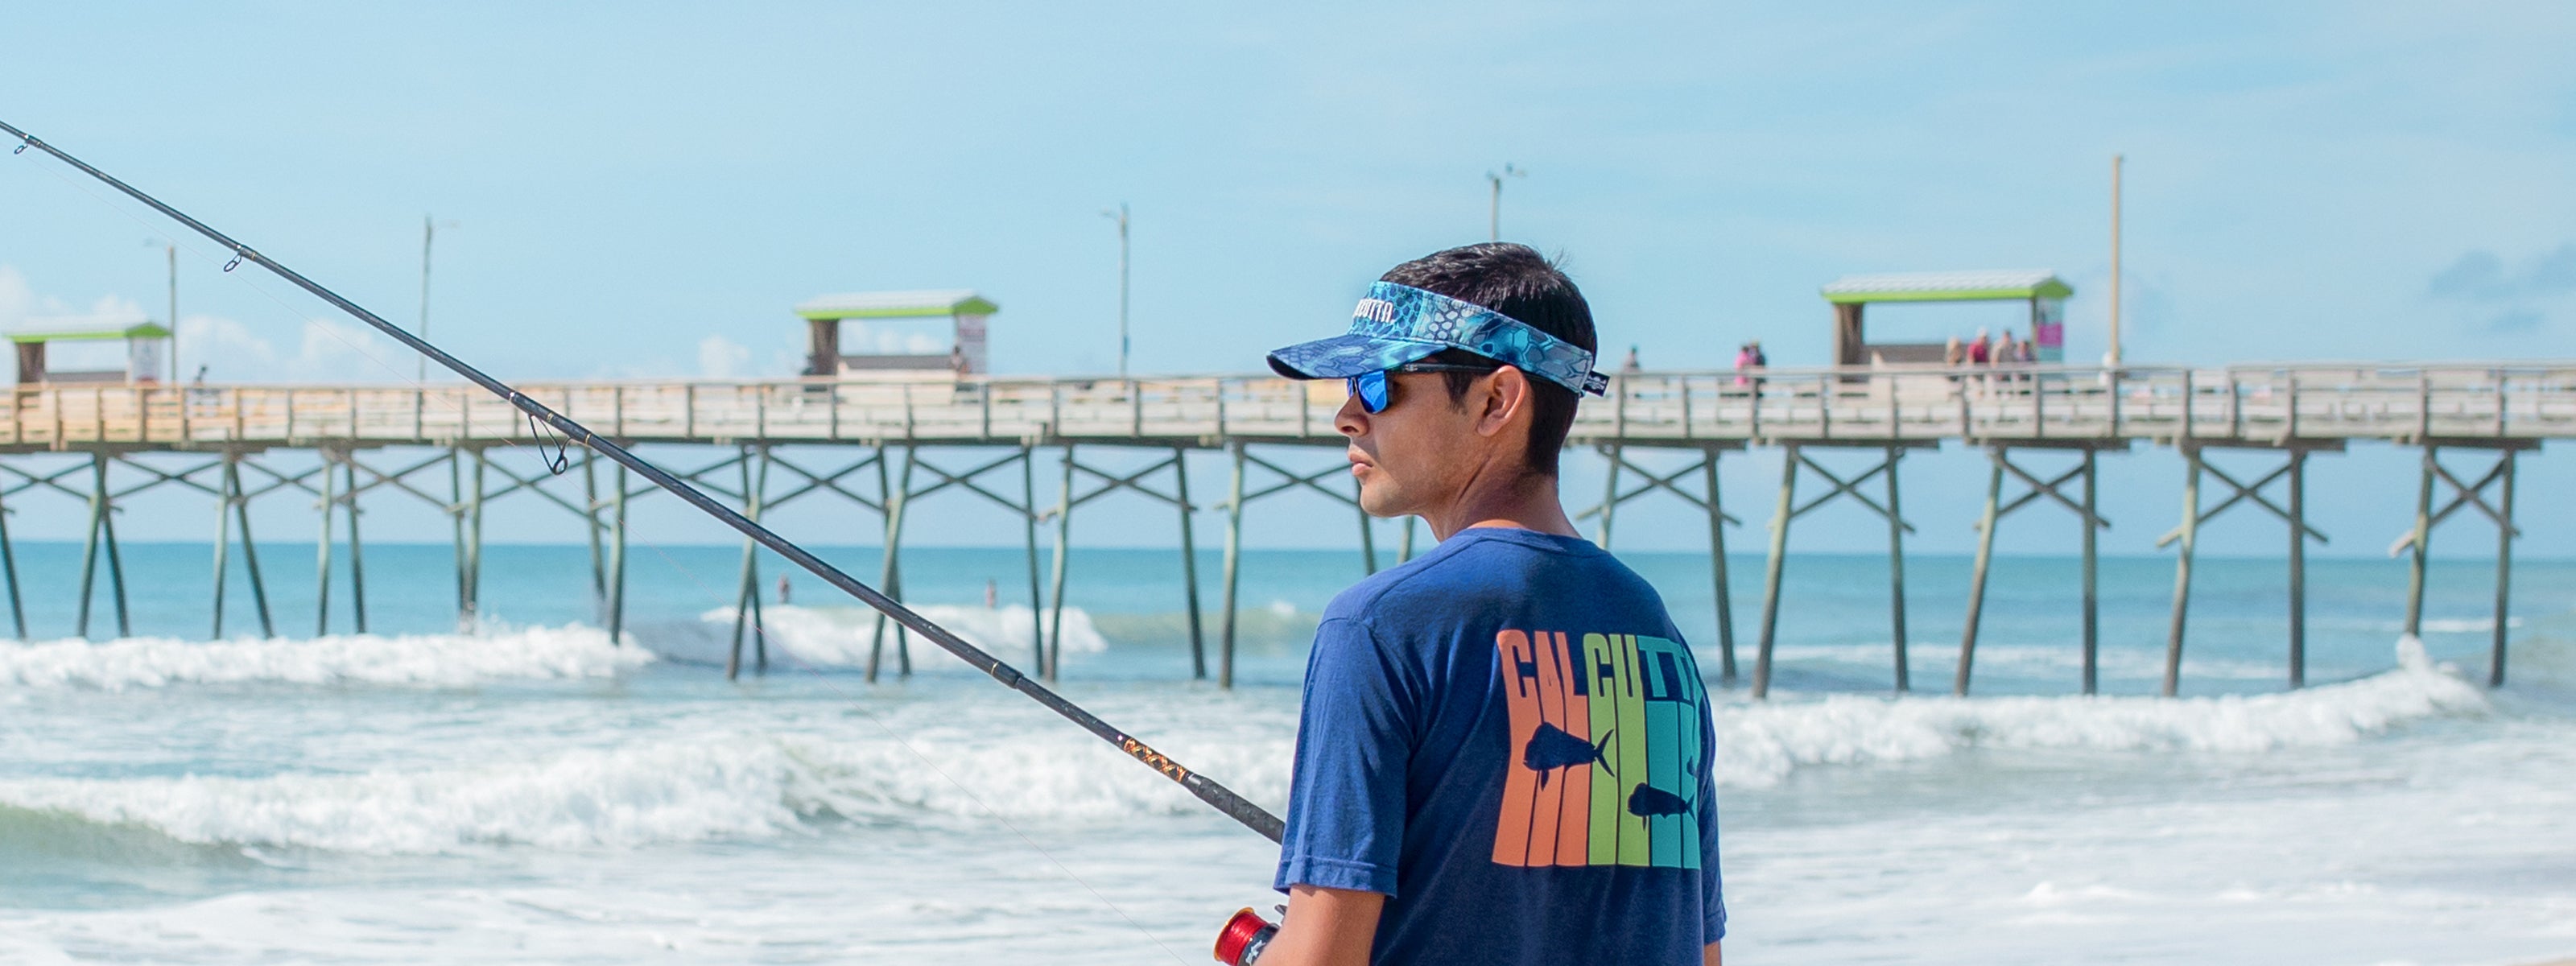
[[1486, 163, 1525, 241], [142, 240, 175, 382], [2107, 155, 2124, 369], [1102, 203, 1129, 378], [418, 216, 459, 382]]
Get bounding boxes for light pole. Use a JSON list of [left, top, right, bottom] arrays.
[[1486, 163, 1525, 241], [2107, 155, 2124, 369], [1102, 203, 1129, 378], [418, 216, 458, 382], [142, 240, 176, 383]]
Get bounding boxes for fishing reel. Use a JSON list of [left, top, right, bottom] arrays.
[[1212, 906, 1280, 964]]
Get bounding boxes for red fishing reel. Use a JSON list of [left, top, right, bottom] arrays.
[[1213, 907, 1279, 964]]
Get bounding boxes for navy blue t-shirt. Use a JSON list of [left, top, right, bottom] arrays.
[[1274, 526, 1724, 964]]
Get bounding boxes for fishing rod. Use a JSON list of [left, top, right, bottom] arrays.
[[1, 118, 1285, 845]]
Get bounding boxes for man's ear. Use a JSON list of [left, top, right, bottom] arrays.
[[1472, 367, 1532, 440]]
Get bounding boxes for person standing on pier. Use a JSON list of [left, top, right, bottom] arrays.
[[1256, 242, 1725, 965]]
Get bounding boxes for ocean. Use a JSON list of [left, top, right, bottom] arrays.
[[2, 539, 2571, 964]]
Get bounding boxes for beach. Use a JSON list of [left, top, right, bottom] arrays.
[[2, 543, 2571, 964]]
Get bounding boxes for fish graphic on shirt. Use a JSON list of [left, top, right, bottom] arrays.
[[1625, 783, 1690, 818], [1492, 630, 1708, 871], [1520, 722, 1616, 788]]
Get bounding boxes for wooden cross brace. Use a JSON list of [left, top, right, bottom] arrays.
[[1787, 450, 1914, 533], [332, 450, 456, 510], [102, 454, 225, 500], [477, 449, 613, 521], [1989, 453, 2109, 530], [762, 449, 889, 514], [1061, 452, 1187, 514], [2386, 454, 2520, 555], [1578, 449, 1742, 525], [902, 448, 1048, 520], [1229, 449, 1361, 511], [0, 459, 101, 502], [235, 457, 332, 502], [2157, 456, 2328, 548]]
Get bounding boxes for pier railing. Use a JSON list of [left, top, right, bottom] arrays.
[[5, 361, 2571, 449]]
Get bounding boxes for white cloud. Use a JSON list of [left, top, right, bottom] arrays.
[[175, 315, 411, 383], [4, 263, 418, 384], [696, 335, 752, 378], [0, 266, 28, 324]]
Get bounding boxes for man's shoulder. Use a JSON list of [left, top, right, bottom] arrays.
[[1319, 527, 1650, 624]]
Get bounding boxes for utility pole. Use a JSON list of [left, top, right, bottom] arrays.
[[142, 240, 177, 382], [417, 217, 457, 382], [163, 242, 176, 383], [2108, 155, 2124, 369], [1103, 203, 1129, 378], [1486, 163, 1525, 241]]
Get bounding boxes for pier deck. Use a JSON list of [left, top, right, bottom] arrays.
[[2, 361, 2566, 697]]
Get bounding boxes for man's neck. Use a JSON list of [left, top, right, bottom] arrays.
[[1422, 459, 1577, 542]]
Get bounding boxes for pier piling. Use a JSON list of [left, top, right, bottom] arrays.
[[2387, 440, 2532, 687], [1754, 442, 1920, 698], [316, 451, 336, 636], [2159, 441, 2335, 693], [1220, 442, 1247, 689], [1955, 442, 2116, 696], [1583, 443, 1742, 683], [1172, 446, 1208, 679], [0, 481, 23, 640]]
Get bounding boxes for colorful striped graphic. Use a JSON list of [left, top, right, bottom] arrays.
[[1492, 630, 1706, 870]]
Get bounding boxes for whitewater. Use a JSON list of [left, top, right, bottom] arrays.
[[2, 544, 2571, 964]]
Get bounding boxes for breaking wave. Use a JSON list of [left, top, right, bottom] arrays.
[[0, 726, 1294, 857], [0, 625, 651, 691], [1715, 637, 2487, 786], [697, 603, 1108, 665], [0, 638, 2490, 857]]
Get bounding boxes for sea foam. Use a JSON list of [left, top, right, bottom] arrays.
[[1714, 637, 2486, 786], [0, 640, 2485, 856], [0, 725, 1293, 856], [0, 625, 651, 691], [699, 603, 1109, 666]]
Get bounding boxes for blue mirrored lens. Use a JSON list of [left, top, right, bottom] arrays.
[[1348, 370, 1390, 413]]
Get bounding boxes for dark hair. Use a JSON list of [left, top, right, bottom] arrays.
[[1378, 243, 1596, 476]]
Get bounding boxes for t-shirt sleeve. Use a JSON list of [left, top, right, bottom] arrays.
[[1274, 616, 1416, 897], [1699, 689, 1727, 942]]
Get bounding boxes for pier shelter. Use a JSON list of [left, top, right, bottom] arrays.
[[9, 317, 171, 385], [797, 290, 998, 378], [1821, 270, 2071, 365]]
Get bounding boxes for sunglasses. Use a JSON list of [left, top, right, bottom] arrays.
[[1345, 362, 1501, 414]]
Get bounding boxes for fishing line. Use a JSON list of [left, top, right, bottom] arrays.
[[0, 119, 1286, 842], [6, 122, 1239, 960]]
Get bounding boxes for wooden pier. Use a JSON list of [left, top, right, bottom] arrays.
[[2, 361, 2566, 695]]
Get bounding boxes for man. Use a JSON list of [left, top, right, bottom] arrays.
[[1255, 243, 1724, 965]]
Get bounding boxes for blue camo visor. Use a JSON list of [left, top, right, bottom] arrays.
[[1265, 282, 1608, 396]]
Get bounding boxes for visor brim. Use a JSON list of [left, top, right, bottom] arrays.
[[1265, 333, 1450, 381]]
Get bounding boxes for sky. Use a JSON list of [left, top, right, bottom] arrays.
[[0, 1, 2571, 556]]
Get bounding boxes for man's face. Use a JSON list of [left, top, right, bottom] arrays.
[[1338, 370, 1484, 518]]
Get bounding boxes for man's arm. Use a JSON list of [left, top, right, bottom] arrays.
[[1253, 884, 1384, 966], [1705, 941, 1723, 965]]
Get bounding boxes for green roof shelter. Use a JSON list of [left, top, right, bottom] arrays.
[[795, 289, 1000, 378], [1819, 270, 2073, 366], [9, 316, 174, 385]]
